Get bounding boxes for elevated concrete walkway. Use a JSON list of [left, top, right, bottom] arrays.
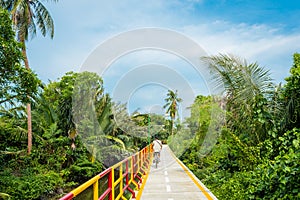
[[137, 145, 217, 200]]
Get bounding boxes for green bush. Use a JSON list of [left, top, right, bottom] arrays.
[[249, 128, 300, 199], [181, 128, 300, 199], [67, 159, 102, 183], [0, 169, 63, 200]]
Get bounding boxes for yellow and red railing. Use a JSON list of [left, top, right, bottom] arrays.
[[60, 145, 152, 200]]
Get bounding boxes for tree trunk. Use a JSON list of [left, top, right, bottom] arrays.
[[22, 48, 30, 70], [171, 118, 174, 136], [27, 103, 32, 154], [21, 40, 32, 154]]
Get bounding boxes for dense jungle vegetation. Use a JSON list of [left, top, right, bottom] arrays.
[[177, 54, 300, 199], [1, 3, 300, 200]]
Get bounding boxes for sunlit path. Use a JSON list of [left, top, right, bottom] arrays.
[[138, 145, 217, 200]]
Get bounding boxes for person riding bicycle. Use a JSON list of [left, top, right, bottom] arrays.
[[152, 137, 162, 162]]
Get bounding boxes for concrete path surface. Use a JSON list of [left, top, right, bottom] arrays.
[[138, 145, 217, 200]]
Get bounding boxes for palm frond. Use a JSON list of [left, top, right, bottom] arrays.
[[34, 1, 54, 38], [4, 0, 55, 40], [203, 54, 273, 101], [105, 135, 126, 150], [202, 54, 275, 144]]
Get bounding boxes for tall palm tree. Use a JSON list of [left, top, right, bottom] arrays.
[[163, 90, 182, 136], [0, 0, 58, 153]]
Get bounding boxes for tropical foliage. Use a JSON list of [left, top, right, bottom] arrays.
[[281, 53, 300, 131], [1, 0, 58, 154], [176, 53, 300, 199], [0, 8, 39, 107], [0, 71, 151, 199], [0, 0, 57, 41]]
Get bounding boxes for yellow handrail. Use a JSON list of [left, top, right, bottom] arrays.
[[60, 145, 152, 200]]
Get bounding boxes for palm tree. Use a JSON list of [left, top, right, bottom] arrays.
[[0, 0, 57, 153], [202, 54, 274, 144], [163, 90, 182, 136]]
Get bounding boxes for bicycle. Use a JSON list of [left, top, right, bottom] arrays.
[[153, 152, 160, 168]]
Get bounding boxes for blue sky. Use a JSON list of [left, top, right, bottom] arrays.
[[27, 0, 300, 117]]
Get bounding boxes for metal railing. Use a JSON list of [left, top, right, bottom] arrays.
[[60, 145, 152, 200]]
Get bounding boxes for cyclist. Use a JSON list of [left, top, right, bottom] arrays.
[[152, 137, 162, 162]]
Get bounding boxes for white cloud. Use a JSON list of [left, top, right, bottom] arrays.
[[181, 21, 300, 82]]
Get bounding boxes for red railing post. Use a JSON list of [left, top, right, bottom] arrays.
[[109, 168, 113, 200]]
